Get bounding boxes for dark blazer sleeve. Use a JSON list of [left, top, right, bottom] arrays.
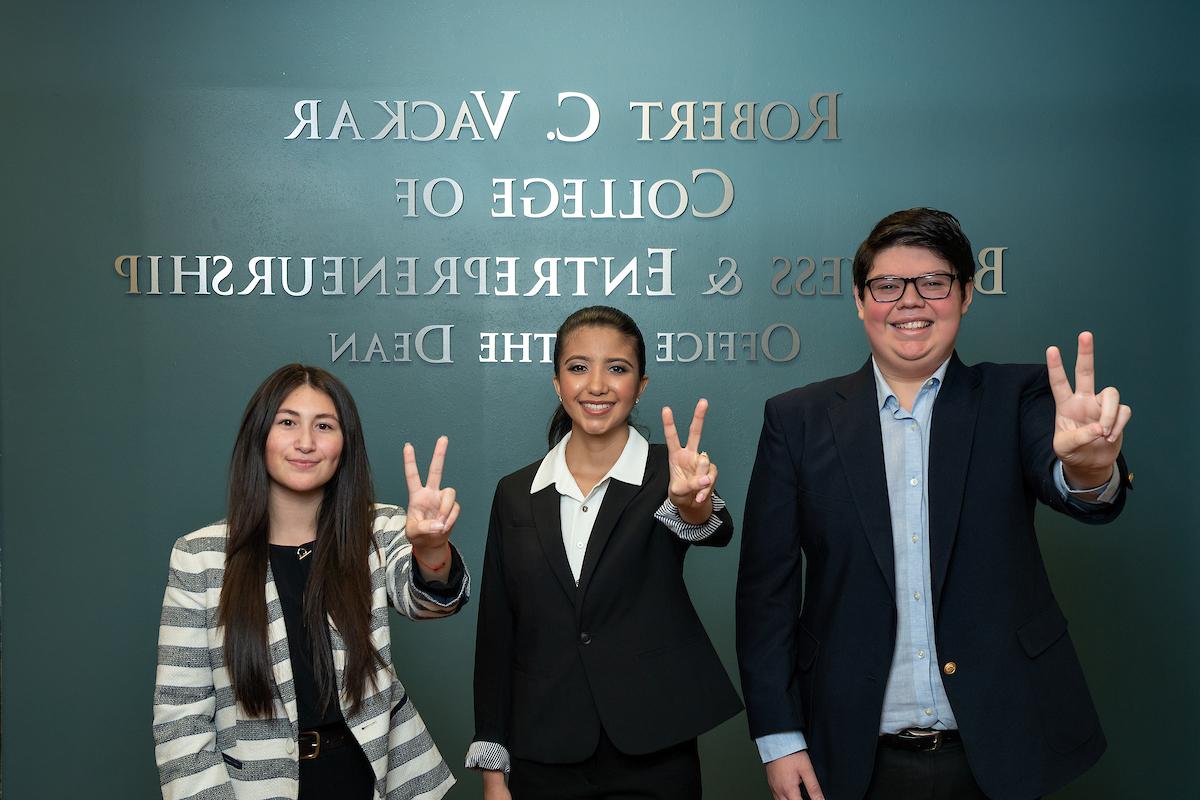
[[471, 482, 515, 747], [736, 395, 807, 739]]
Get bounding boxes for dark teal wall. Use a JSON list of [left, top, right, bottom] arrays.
[[2, 2, 1196, 797]]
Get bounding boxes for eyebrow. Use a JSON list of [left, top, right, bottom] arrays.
[[564, 355, 635, 366], [276, 408, 339, 420]]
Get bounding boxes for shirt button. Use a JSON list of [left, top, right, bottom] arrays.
[[582, 505, 589, 512], [911, 534, 919, 543], [909, 477, 920, 486], [576, 542, 584, 549], [917, 650, 926, 659], [909, 423, 917, 432], [579, 632, 592, 645], [913, 592, 921, 601], [286, 738, 295, 754], [923, 708, 933, 716]]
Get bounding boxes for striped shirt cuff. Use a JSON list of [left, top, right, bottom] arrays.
[[465, 740, 510, 773], [654, 494, 726, 542]]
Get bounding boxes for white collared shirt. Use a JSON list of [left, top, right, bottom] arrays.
[[530, 427, 649, 582]]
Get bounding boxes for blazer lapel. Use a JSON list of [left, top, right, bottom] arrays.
[[576, 474, 644, 595], [265, 563, 299, 725], [531, 484, 579, 602], [829, 360, 896, 598], [928, 353, 981, 615]]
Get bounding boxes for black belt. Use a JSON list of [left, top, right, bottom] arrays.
[[878, 728, 961, 752], [299, 723, 357, 761]]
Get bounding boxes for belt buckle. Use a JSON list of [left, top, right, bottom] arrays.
[[299, 730, 321, 761], [898, 728, 942, 752]]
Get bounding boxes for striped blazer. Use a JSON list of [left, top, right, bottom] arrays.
[[153, 504, 469, 800]]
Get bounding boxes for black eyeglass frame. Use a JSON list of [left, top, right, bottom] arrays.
[[863, 273, 959, 303]]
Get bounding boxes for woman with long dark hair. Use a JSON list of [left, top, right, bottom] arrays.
[[154, 364, 468, 800], [467, 306, 742, 799]]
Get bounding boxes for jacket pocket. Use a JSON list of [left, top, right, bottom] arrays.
[[797, 487, 855, 514], [1018, 602, 1101, 753]]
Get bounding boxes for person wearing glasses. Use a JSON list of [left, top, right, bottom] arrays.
[[736, 208, 1132, 800]]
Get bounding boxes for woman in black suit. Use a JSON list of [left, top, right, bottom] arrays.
[[467, 306, 742, 800]]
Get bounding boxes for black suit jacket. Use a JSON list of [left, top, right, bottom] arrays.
[[736, 355, 1129, 800], [472, 442, 743, 763]]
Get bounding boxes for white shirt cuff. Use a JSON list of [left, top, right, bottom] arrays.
[[1054, 461, 1121, 504]]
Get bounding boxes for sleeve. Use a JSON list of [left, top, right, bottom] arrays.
[[654, 493, 732, 545], [468, 484, 516, 770], [152, 539, 237, 800], [1053, 461, 1122, 505], [756, 731, 809, 763], [465, 740, 511, 774], [376, 506, 470, 619], [411, 545, 468, 601], [1019, 367, 1129, 523], [736, 397, 808, 739]]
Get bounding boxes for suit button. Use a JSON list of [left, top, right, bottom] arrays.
[[943, 661, 957, 676], [579, 632, 592, 645]]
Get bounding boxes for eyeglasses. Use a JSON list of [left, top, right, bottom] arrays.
[[863, 273, 957, 303]]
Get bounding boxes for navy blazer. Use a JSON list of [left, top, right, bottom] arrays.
[[736, 355, 1128, 800], [474, 443, 743, 763]]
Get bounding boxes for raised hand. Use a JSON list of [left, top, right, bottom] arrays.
[[662, 399, 718, 523], [404, 435, 459, 577], [1046, 331, 1131, 488]]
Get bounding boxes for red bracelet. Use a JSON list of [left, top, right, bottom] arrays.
[[414, 545, 451, 573]]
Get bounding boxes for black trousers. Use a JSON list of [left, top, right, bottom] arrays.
[[862, 736, 989, 800], [297, 729, 376, 800], [509, 731, 701, 800]]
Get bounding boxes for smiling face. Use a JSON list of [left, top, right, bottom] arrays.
[[855, 245, 973, 383], [552, 324, 648, 445], [264, 384, 344, 501]]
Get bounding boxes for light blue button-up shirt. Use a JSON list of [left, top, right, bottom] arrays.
[[755, 357, 1120, 763], [875, 358, 956, 733]]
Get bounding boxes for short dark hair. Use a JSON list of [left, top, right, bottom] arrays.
[[547, 306, 646, 447], [852, 208, 975, 298]]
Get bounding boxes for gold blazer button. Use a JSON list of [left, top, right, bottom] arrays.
[[943, 661, 957, 676]]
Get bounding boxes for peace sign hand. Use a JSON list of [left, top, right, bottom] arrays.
[[404, 435, 459, 578], [662, 399, 718, 524], [1046, 331, 1131, 489]]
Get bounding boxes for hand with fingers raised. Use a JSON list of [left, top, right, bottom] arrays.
[[661, 398, 719, 525], [1046, 331, 1132, 490], [403, 435, 461, 581]]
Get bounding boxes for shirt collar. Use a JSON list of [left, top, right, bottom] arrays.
[[530, 427, 649, 498], [871, 356, 952, 411]]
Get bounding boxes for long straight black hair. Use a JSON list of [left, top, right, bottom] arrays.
[[218, 364, 386, 718], [547, 306, 647, 448]]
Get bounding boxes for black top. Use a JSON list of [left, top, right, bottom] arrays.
[[269, 541, 343, 729], [269, 539, 467, 730]]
